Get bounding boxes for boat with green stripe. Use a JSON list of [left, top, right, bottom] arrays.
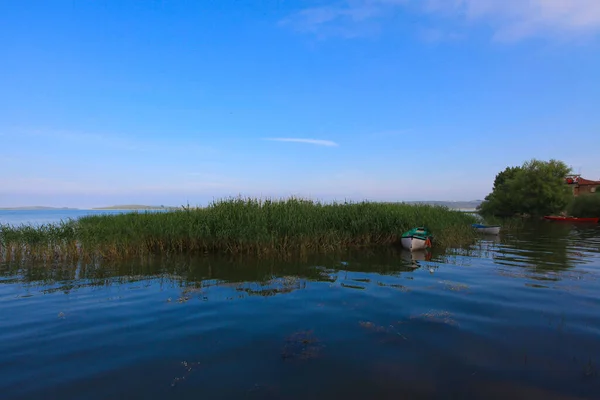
[[401, 227, 433, 251]]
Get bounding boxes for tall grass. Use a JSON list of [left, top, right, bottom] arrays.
[[0, 197, 477, 263]]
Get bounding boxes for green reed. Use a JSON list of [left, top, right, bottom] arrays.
[[0, 197, 478, 263]]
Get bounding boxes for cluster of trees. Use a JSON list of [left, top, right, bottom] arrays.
[[479, 159, 600, 217]]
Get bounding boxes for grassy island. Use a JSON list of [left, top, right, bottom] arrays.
[[0, 198, 478, 263]]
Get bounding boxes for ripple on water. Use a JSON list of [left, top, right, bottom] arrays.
[[1, 224, 600, 399]]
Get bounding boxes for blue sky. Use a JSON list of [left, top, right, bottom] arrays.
[[1, 0, 600, 208]]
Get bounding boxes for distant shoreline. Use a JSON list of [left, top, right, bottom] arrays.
[[0, 200, 482, 211], [1, 199, 479, 262], [0, 205, 176, 211], [0, 207, 80, 211], [91, 205, 177, 210]]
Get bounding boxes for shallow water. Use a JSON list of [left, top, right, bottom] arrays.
[[1, 222, 600, 399]]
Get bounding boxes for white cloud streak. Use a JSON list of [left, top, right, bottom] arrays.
[[280, 0, 407, 37], [427, 0, 600, 41], [264, 138, 339, 147], [282, 0, 600, 41]]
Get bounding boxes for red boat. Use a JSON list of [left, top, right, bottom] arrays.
[[544, 216, 599, 223]]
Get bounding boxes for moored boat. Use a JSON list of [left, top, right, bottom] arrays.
[[401, 227, 433, 251], [472, 223, 501, 235], [544, 216, 599, 223]]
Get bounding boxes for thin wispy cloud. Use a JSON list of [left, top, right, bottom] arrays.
[[281, 0, 600, 41], [279, 0, 407, 38], [426, 0, 600, 41], [264, 138, 339, 147]]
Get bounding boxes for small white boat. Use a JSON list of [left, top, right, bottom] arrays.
[[472, 224, 501, 235], [401, 227, 433, 251], [400, 237, 429, 251]]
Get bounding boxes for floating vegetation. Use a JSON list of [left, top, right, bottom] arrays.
[[359, 321, 388, 333], [359, 321, 409, 341], [171, 360, 202, 387], [411, 310, 458, 326], [524, 283, 550, 289], [0, 197, 477, 264], [281, 330, 323, 361], [439, 280, 470, 292]]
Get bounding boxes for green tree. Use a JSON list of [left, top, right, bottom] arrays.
[[478, 165, 523, 216], [479, 159, 572, 217]]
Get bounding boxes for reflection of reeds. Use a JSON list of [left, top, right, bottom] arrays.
[[0, 197, 477, 263]]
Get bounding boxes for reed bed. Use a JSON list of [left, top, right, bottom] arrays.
[[0, 197, 478, 263]]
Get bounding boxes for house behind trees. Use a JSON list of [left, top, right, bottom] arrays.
[[565, 175, 600, 196]]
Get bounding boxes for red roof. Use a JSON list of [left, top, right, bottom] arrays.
[[578, 177, 600, 185]]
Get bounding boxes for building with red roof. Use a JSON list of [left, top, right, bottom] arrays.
[[565, 175, 600, 196]]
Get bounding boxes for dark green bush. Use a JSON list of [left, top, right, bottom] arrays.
[[566, 194, 600, 218]]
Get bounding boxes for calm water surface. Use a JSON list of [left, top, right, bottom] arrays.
[[1, 222, 600, 399], [0, 209, 165, 226]]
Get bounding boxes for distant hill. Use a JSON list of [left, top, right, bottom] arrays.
[[92, 205, 177, 210], [388, 200, 483, 210], [406, 200, 482, 209], [2, 201, 483, 211]]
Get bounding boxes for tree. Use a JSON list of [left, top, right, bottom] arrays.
[[478, 165, 523, 216], [479, 159, 573, 217]]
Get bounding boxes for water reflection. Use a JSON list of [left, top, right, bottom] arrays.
[[436, 222, 600, 281], [1, 250, 429, 301], [2, 223, 599, 294], [0, 223, 599, 399]]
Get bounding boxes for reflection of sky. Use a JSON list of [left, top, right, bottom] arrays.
[[1, 221, 600, 399]]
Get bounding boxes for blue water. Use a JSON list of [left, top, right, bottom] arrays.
[[0, 209, 165, 226], [1, 221, 599, 399]]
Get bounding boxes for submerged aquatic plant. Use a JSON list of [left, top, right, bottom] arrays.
[[0, 197, 477, 263]]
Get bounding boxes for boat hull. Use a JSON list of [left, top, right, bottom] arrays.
[[401, 236, 429, 251], [544, 216, 599, 223], [472, 224, 501, 235]]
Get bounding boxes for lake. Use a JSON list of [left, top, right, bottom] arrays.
[[1, 215, 599, 399], [0, 209, 166, 226]]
